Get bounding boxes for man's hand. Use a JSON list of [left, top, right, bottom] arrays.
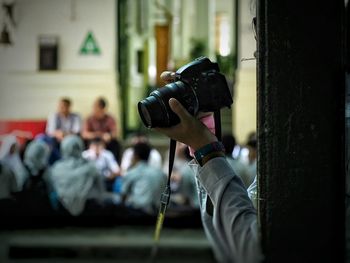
[[102, 133, 112, 143], [155, 98, 217, 151], [54, 130, 65, 141]]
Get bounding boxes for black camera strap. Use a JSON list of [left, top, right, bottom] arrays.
[[150, 110, 222, 261], [150, 138, 176, 262]]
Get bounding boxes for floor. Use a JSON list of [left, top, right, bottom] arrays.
[[0, 226, 216, 263]]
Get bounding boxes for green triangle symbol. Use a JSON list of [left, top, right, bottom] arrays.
[[80, 31, 101, 55]]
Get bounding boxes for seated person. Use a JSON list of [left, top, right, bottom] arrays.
[[46, 97, 82, 142], [121, 143, 166, 215], [0, 161, 19, 217], [50, 135, 106, 216], [15, 140, 52, 216], [222, 134, 252, 188], [35, 134, 61, 165], [82, 97, 121, 162], [120, 131, 162, 173], [169, 142, 199, 209], [0, 135, 27, 190], [0, 161, 18, 200], [83, 137, 121, 192], [246, 138, 257, 185]]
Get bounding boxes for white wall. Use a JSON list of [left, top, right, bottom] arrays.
[[233, 0, 257, 144], [0, 0, 119, 132]]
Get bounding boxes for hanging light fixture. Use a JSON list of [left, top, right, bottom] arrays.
[[0, 24, 11, 45]]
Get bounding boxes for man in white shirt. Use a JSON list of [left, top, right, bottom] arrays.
[[46, 98, 82, 142], [83, 137, 121, 191], [120, 131, 162, 174], [155, 72, 261, 263]]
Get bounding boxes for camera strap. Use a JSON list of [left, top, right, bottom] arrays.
[[150, 138, 176, 262], [150, 110, 222, 261]]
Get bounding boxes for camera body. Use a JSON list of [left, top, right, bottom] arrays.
[[138, 57, 233, 128]]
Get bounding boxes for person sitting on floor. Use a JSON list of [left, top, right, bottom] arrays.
[[50, 135, 106, 216], [120, 131, 162, 174], [82, 97, 121, 162], [83, 137, 121, 192], [245, 138, 257, 186], [121, 142, 166, 216], [169, 142, 199, 209], [222, 134, 252, 188], [15, 140, 52, 216], [0, 135, 27, 191], [0, 161, 19, 213]]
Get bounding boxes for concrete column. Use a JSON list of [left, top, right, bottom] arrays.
[[257, 1, 345, 262], [194, 0, 215, 60]]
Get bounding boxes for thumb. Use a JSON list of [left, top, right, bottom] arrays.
[[168, 98, 191, 122]]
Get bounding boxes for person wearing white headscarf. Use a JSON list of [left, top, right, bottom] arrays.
[[23, 140, 50, 177], [0, 135, 27, 190], [50, 135, 105, 216], [14, 140, 52, 216], [0, 161, 18, 200]]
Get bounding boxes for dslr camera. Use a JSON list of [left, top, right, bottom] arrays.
[[138, 57, 233, 128]]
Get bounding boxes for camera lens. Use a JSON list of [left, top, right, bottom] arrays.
[[138, 96, 167, 128], [138, 81, 198, 128], [139, 103, 152, 128]]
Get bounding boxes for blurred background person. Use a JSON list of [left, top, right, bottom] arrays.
[[237, 132, 257, 165], [120, 131, 162, 174], [169, 143, 199, 210], [0, 135, 27, 191], [82, 97, 121, 162], [36, 134, 61, 165], [15, 140, 52, 216], [222, 134, 252, 188], [46, 97, 82, 142], [121, 142, 166, 216], [0, 161, 19, 216], [83, 137, 121, 192], [50, 135, 106, 216], [246, 137, 257, 185]]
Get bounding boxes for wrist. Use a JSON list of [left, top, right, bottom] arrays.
[[194, 141, 225, 166], [190, 133, 218, 151]]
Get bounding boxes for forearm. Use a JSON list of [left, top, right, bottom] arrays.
[[110, 130, 117, 139], [82, 130, 99, 139], [197, 157, 261, 263]]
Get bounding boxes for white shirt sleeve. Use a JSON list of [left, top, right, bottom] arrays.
[[148, 149, 162, 170], [120, 148, 133, 173], [46, 113, 57, 135], [105, 151, 120, 173], [194, 157, 262, 263], [71, 114, 82, 134]]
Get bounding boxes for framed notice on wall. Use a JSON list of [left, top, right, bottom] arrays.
[[38, 35, 59, 71]]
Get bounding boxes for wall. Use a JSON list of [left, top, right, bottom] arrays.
[[233, 0, 257, 144], [0, 0, 120, 133], [212, 0, 257, 144]]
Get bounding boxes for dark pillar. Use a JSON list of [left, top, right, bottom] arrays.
[[257, 1, 345, 263]]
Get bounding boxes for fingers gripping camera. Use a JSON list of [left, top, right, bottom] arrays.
[[138, 57, 233, 128]]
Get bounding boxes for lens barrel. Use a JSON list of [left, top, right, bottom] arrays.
[[138, 81, 198, 128]]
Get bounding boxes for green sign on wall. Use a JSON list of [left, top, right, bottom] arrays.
[[80, 31, 101, 55]]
